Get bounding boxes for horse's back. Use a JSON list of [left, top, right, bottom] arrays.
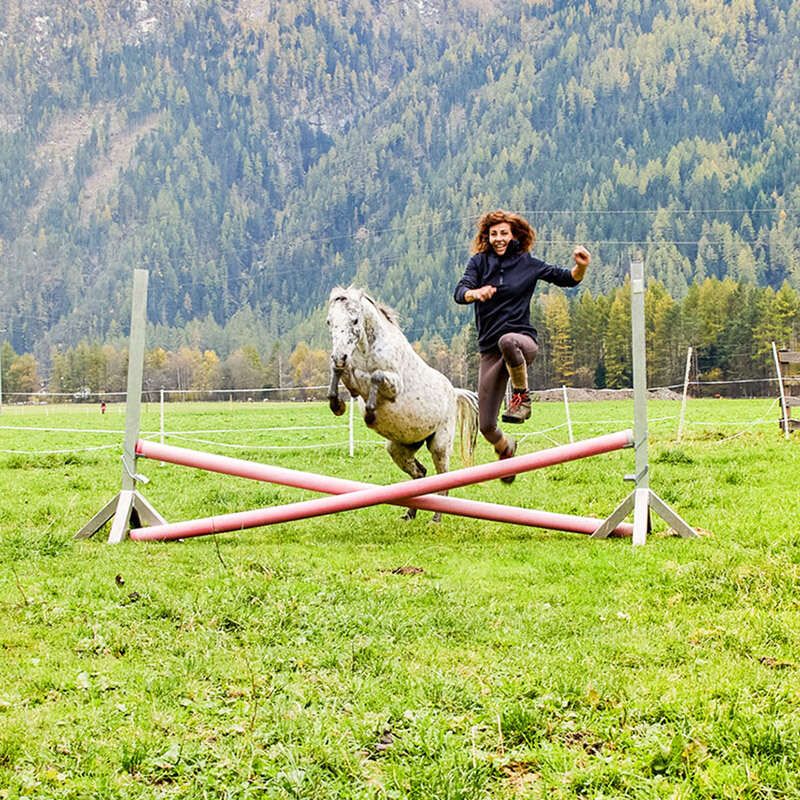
[[366, 337, 458, 443]]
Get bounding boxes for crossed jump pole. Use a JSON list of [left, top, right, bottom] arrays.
[[130, 431, 635, 542]]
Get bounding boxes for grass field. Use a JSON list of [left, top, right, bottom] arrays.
[[1, 398, 799, 799]]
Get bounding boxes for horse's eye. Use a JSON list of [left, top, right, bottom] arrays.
[[350, 316, 358, 324]]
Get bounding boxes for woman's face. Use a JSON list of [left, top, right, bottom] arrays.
[[488, 222, 513, 256]]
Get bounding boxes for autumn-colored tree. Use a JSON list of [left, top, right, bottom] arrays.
[[143, 347, 171, 397], [6, 353, 40, 398], [570, 290, 609, 388], [167, 347, 204, 393], [100, 345, 129, 394], [222, 346, 265, 390], [752, 282, 800, 358], [193, 350, 223, 393], [289, 342, 329, 391], [1, 342, 16, 400], [645, 281, 683, 389]]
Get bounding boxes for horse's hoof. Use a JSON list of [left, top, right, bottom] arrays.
[[329, 397, 346, 416], [402, 508, 418, 521]]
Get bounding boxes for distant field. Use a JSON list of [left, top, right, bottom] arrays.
[[1, 399, 799, 798]]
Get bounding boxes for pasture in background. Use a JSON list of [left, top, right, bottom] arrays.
[[1, 398, 799, 798]]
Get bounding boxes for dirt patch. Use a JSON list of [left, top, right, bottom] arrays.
[[385, 566, 424, 576], [534, 387, 682, 402]]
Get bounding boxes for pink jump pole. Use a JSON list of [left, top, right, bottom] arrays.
[[130, 430, 633, 542], [133, 439, 633, 538]]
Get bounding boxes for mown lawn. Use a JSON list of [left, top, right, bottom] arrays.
[[1, 399, 799, 799]]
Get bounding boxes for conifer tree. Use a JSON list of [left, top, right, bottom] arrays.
[[603, 284, 632, 389]]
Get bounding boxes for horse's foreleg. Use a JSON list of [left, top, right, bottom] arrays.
[[364, 369, 402, 425], [372, 369, 401, 400], [364, 379, 379, 426], [327, 368, 346, 415]]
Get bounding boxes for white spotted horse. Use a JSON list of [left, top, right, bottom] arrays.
[[326, 286, 479, 521]]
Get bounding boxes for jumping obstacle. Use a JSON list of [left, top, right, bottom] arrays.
[[79, 259, 696, 546], [129, 430, 634, 542], [132, 437, 635, 539]]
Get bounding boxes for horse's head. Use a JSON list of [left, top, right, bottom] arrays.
[[327, 287, 365, 370]]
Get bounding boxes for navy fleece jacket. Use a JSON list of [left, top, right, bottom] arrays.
[[453, 241, 579, 353]]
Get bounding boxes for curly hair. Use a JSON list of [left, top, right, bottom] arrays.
[[471, 210, 536, 254]]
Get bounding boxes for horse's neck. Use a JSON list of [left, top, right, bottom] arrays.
[[358, 302, 399, 363]]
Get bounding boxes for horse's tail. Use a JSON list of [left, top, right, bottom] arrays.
[[455, 388, 479, 467]]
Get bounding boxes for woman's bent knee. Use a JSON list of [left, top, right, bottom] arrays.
[[498, 334, 520, 361], [499, 333, 538, 366]]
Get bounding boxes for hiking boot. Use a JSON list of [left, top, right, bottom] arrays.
[[502, 389, 531, 424], [497, 436, 517, 484]]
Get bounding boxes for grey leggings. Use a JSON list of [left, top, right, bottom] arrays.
[[478, 332, 539, 447]]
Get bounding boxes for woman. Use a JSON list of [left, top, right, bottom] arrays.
[[454, 210, 590, 482]]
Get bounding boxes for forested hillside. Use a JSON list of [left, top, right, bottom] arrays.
[[0, 0, 798, 373]]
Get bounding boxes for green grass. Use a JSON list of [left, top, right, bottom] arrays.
[[1, 399, 799, 798]]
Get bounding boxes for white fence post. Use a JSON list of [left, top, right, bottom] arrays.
[[677, 346, 692, 442], [159, 387, 165, 445], [562, 385, 574, 443], [349, 399, 355, 457]]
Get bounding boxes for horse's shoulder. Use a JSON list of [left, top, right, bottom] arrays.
[[405, 349, 454, 388]]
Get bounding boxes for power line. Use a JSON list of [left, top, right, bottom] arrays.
[[263, 206, 795, 249], [241, 236, 781, 284]]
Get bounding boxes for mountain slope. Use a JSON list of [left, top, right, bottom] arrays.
[[0, 0, 797, 359]]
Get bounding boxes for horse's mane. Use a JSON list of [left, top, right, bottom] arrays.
[[366, 293, 401, 329], [331, 286, 402, 330]]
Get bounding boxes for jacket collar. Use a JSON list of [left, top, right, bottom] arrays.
[[486, 239, 521, 270]]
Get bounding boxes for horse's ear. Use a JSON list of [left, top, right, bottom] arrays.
[[329, 286, 347, 303]]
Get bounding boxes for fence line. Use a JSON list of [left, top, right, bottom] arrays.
[[0, 443, 120, 455], [1, 390, 794, 459], [165, 435, 365, 452], [0, 424, 125, 435], [5, 374, 797, 406], [2, 385, 330, 403]]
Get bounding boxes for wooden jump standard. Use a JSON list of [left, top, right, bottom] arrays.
[[130, 430, 634, 542]]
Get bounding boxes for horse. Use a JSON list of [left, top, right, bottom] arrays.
[[326, 286, 479, 521]]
